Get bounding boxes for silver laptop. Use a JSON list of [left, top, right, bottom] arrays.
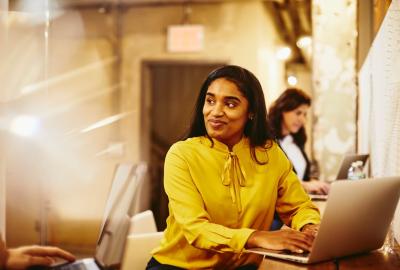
[[309, 154, 369, 200], [33, 163, 147, 270], [335, 154, 369, 180], [248, 176, 400, 264]]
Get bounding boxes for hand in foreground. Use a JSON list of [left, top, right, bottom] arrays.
[[6, 245, 76, 270], [301, 224, 320, 237], [246, 227, 316, 254], [302, 180, 330, 195]]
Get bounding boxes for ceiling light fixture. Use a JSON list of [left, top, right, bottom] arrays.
[[276, 46, 292, 60], [287, 75, 298, 86], [297, 36, 312, 48]]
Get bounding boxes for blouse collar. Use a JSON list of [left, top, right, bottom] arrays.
[[200, 136, 249, 153], [200, 136, 249, 213]]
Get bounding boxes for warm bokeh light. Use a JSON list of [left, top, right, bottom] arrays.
[[287, 75, 298, 86], [296, 36, 312, 48], [276, 46, 292, 60], [80, 112, 131, 134], [9, 115, 40, 137]]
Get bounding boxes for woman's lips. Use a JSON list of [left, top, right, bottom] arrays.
[[208, 119, 226, 129], [293, 124, 302, 130]]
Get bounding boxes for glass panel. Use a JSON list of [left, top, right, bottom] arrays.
[[1, 1, 126, 253]]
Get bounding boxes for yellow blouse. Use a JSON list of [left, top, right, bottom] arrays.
[[152, 136, 320, 269]]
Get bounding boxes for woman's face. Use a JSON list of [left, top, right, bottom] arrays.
[[281, 104, 309, 135], [203, 78, 250, 148]]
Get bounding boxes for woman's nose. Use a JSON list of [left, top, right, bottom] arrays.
[[211, 103, 224, 116]]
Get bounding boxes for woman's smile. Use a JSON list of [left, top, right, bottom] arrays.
[[208, 119, 227, 129]]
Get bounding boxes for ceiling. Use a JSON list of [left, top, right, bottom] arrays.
[[62, 0, 312, 64], [264, 0, 312, 64], [11, 0, 312, 64]]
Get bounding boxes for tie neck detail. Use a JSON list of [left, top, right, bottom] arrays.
[[221, 151, 247, 213]]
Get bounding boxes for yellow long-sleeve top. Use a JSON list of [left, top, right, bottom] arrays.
[[152, 136, 320, 269]]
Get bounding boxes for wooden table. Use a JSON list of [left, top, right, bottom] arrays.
[[258, 248, 400, 270], [258, 199, 400, 270]]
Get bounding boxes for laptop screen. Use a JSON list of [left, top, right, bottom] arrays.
[[336, 154, 369, 180], [94, 163, 146, 268]]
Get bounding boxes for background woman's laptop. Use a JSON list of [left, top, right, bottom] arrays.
[[32, 162, 147, 270], [248, 177, 400, 264], [309, 154, 369, 200], [335, 154, 369, 180]]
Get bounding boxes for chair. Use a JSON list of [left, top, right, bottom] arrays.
[[121, 210, 163, 270], [129, 209, 157, 235]]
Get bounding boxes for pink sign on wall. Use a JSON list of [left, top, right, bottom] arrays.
[[167, 25, 204, 52]]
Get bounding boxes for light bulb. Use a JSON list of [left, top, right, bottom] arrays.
[[287, 75, 298, 86]]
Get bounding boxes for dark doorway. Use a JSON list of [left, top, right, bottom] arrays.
[[142, 61, 225, 230]]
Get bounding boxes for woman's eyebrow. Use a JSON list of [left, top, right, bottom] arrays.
[[224, 96, 241, 103], [206, 92, 241, 102]]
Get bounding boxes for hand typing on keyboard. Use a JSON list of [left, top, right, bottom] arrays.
[[301, 223, 319, 237], [246, 227, 316, 254]]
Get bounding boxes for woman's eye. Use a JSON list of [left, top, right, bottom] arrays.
[[226, 102, 237, 108], [206, 98, 215, 105]]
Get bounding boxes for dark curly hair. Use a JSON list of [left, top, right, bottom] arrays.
[[185, 65, 274, 164]]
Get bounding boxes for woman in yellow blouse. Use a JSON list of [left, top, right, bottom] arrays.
[[148, 65, 321, 270]]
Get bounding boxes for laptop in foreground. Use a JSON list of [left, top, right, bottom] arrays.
[[31, 162, 147, 270], [248, 176, 400, 264]]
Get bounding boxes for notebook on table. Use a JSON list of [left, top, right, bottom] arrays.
[[308, 154, 369, 200], [30, 162, 147, 270], [248, 177, 400, 264]]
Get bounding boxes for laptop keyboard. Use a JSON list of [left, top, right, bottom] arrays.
[[281, 250, 310, 258], [26, 261, 92, 270]]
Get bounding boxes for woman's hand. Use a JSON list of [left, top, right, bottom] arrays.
[[246, 227, 316, 253], [301, 223, 320, 237], [5, 245, 76, 270], [302, 180, 330, 195]]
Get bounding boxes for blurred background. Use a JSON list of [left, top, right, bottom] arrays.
[[0, 0, 398, 254]]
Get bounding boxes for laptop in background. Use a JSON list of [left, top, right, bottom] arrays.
[[335, 154, 369, 180], [31, 162, 147, 270], [309, 154, 369, 200], [248, 176, 400, 264]]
